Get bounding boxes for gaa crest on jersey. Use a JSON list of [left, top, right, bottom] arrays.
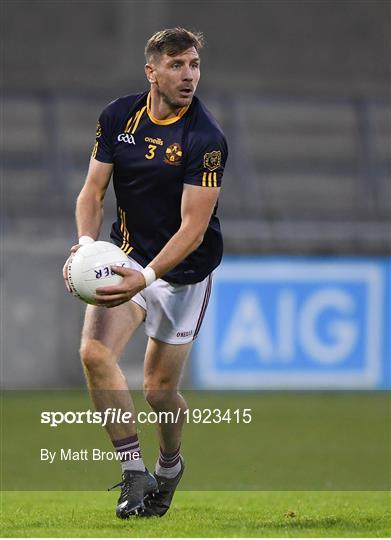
[[203, 150, 221, 172], [164, 143, 182, 166], [96, 122, 102, 138], [117, 133, 136, 145]]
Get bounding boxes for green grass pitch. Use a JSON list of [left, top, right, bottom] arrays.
[[1, 490, 390, 537]]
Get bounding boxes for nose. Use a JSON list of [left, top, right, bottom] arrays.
[[182, 65, 193, 81]]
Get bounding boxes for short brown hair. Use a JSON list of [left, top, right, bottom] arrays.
[[145, 27, 204, 63]]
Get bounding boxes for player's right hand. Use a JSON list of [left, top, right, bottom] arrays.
[[62, 244, 81, 293]]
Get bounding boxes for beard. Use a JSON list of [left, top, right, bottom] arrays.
[[155, 82, 192, 110]]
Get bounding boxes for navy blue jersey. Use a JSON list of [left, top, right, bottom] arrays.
[[92, 91, 228, 284]]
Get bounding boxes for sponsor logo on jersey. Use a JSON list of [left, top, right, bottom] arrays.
[[145, 136, 164, 146], [96, 122, 102, 138], [164, 143, 182, 166], [117, 133, 136, 145], [204, 150, 221, 171]]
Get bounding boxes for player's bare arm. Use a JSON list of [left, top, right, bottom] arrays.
[[95, 184, 220, 308], [76, 157, 113, 240], [62, 157, 113, 291], [149, 184, 220, 276]]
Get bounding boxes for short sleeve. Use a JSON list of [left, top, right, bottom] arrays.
[[91, 106, 114, 163], [183, 132, 228, 188]]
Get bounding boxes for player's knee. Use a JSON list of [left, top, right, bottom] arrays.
[[143, 378, 177, 410], [79, 340, 113, 372]]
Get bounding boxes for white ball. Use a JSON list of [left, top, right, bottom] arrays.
[[67, 241, 131, 305]]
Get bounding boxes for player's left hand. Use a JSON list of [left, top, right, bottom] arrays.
[[94, 266, 146, 308]]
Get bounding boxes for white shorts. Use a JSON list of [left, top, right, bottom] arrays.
[[128, 256, 212, 345]]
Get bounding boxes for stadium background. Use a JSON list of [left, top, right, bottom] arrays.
[[2, 0, 390, 390]]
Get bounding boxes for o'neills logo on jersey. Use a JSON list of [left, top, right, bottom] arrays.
[[164, 143, 183, 166], [145, 136, 164, 146], [117, 133, 136, 145]]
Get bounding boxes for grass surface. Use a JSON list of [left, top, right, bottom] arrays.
[[1, 490, 390, 537]]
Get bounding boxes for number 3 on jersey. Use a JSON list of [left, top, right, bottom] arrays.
[[145, 144, 157, 160]]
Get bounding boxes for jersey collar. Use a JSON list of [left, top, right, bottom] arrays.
[[146, 92, 189, 126]]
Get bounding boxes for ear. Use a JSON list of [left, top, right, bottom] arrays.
[[144, 63, 156, 84]]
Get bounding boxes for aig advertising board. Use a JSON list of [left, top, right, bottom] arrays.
[[194, 258, 391, 389]]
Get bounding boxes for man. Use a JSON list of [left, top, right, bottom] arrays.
[[63, 27, 227, 518]]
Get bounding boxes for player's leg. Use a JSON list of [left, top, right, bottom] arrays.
[[80, 300, 144, 440], [142, 338, 192, 517], [142, 275, 211, 453], [140, 274, 211, 516], [143, 337, 192, 453], [80, 300, 158, 517]]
